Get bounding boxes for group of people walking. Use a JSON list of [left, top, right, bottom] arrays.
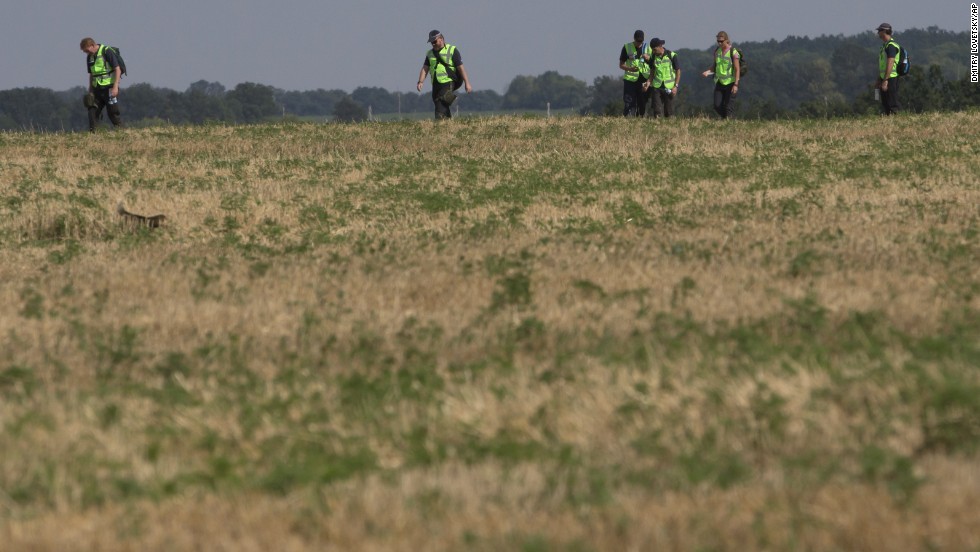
[[622, 30, 741, 119], [78, 23, 906, 131], [617, 24, 907, 120], [619, 31, 685, 118]]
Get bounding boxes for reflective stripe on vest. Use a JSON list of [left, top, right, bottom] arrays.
[[88, 45, 116, 88], [623, 42, 651, 82], [427, 44, 457, 85], [651, 51, 677, 89], [714, 47, 736, 85], [879, 40, 900, 79]]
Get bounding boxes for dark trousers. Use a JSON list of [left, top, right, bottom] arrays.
[[650, 87, 675, 118], [623, 79, 644, 117], [432, 83, 454, 120], [637, 81, 651, 117], [879, 77, 900, 115], [88, 87, 122, 131], [713, 83, 736, 119]]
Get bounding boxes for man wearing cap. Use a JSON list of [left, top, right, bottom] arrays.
[[875, 23, 901, 115], [619, 30, 652, 117], [643, 38, 681, 118], [417, 30, 473, 120]]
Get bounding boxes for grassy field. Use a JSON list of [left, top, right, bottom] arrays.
[[1, 113, 978, 551]]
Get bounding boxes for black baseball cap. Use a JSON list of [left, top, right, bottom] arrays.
[[634, 30, 644, 41], [875, 23, 893, 33], [650, 38, 665, 48], [428, 30, 442, 43]]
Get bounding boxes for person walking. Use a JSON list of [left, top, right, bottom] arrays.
[[701, 31, 740, 119], [619, 30, 651, 117], [417, 30, 472, 120], [80, 37, 123, 132], [643, 38, 681, 118], [875, 23, 901, 115]]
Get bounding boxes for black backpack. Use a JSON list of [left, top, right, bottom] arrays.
[[893, 41, 910, 76], [90, 45, 127, 77]]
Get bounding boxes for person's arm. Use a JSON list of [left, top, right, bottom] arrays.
[[702, 49, 715, 77], [417, 65, 429, 92], [457, 64, 473, 93], [619, 47, 635, 73], [881, 46, 896, 91], [673, 55, 681, 92], [881, 58, 895, 90], [111, 65, 121, 97]]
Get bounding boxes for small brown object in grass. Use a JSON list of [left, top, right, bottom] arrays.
[[117, 202, 166, 228]]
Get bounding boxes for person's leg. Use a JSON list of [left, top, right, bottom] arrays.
[[637, 82, 649, 117], [434, 98, 451, 119], [623, 80, 638, 117], [433, 86, 452, 120], [884, 77, 900, 115], [713, 85, 727, 118], [107, 101, 122, 127], [88, 89, 109, 131], [87, 107, 99, 132], [651, 89, 665, 118], [725, 86, 737, 119], [663, 90, 674, 118]]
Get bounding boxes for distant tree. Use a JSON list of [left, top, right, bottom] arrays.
[[457, 89, 503, 112], [581, 75, 621, 116], [0, 87, 72, 130], [184, 89, 233, 123], [948, 75, 980, 110], [806, 58, 847, 108], [830, 42, 873, 100], [536, 71, 588, 109], [501, 75, 536, 109], [277, 88, 348, 117], [902, 65, 949, 113], [332, 96, 367, 122], [500, 72, 587, 110], [52, 86, 90, 130], [187, 80, 226, 96], [402, 92, 437, 113], [115, 83, 167, 122], [226, 82, 278, 123], [351, 86, 396, 114]]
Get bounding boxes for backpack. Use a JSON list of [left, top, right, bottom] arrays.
[[106, 46, 127, 77], [893, 42, 910, 76], [716, 46, 747, 77], [89, 45, 127, 77], [732, 47, 747, 76]]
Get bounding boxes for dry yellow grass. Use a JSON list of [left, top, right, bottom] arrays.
[[1, 113, 978, 550]]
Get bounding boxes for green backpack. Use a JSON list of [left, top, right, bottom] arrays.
[[732, 47, 747, 76]]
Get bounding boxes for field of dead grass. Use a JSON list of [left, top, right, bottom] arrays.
[[1, 113, 978, 551]]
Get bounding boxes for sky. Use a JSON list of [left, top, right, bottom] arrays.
[[3, 0, 968, 94]]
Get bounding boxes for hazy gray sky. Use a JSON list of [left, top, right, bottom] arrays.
[[4, 0, 968, 93]]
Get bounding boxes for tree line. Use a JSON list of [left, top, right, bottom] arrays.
[[0, 27, 975, 131]]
